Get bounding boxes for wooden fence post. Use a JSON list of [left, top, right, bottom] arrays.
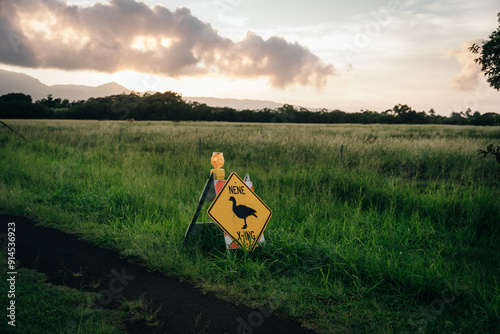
[[340, 145, 344, 164], [199, 137, 202, 158]]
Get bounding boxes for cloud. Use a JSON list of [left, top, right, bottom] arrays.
[[445, 39, 483, 91], [0, 0, 334, 89]]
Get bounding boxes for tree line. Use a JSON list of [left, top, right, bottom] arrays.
[[0, 91, 499, 126]]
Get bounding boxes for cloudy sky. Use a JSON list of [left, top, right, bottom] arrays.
[[0, 0, 499, 114]]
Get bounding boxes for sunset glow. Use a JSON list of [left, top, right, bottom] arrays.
[[0, 0, 499, 114]]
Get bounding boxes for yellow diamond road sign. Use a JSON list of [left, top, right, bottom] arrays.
[[208, 172, 272, 251]]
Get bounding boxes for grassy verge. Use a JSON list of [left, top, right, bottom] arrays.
[[0, 120, 499, 333], [0, 249, 126, 333]]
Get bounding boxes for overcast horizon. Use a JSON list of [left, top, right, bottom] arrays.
[[1, 0, 499, 115]]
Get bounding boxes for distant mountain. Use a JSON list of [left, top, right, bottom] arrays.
[[0, 69, 286, 110], [183, 96, 283, 110], [0, 69, 130, 101]]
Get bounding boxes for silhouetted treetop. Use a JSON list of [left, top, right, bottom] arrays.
[[470, 12, 500, 90]]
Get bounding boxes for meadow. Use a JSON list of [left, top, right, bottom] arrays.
[[0, 119, 499, 333]]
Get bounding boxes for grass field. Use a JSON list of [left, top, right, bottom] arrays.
[[0, 119, 499, 333]]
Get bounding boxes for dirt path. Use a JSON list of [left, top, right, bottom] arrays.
[[1, 214, 316, 334]]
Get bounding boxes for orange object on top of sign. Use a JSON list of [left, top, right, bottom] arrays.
[[210, 152, 225, 180], [211, 152, 224, 169]]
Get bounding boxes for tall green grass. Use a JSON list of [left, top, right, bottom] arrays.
[[0, 120, 499, 333]]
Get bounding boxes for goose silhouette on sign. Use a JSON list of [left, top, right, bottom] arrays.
[[229, 196, 257, 229]]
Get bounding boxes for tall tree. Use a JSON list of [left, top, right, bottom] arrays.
[[469, 13, 500, 90]]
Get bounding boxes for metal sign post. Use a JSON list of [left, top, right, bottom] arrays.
[[183, 172, 216, 243]]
